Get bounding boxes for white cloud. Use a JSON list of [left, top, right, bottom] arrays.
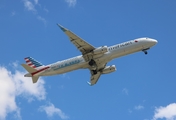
[[0, 67, 18, 119], [39, 103, 69, 119], [34, 0, 38, 4], [0, 64, 46, 119], [65, 0, 77, 7], [134, 105, 144, 110], [22, 0, 48, 25], [153, 103, 176, 120], [12, 61, 18, 67], [11, 11, 16, 16], [43, 7, 49, 13], [14, 70, 46, 100], [122, 88, 128, 95], [23, 0, 36, 12], [128, 109, 132, 113], [61, 73, 70, 79], [37, 16, 47, 25]]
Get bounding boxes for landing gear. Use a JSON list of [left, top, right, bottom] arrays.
[[89, 59, 96, 66], [92, 70, 97, 74], [142, 48, 150, 55], [89, 59, 98, 74], [143, 50, 148, 55]]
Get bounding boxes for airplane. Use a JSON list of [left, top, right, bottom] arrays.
[[21, 24, 158, 86]]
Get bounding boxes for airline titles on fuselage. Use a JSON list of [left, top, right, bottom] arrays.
[[108, 41, 133, 51], [51, 59, 83, 70]]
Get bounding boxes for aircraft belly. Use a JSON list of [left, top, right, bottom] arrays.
[[55, 62, 87, 74]]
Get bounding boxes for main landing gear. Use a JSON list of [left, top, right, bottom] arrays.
[[89, 59, 98, 75], [92, 70, 97, 74], [88, 59, 96, 66]]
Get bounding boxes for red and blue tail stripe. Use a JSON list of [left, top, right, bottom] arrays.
[[25, 57, 43, 68]]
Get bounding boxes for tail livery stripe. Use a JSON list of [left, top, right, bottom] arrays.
[[25, 59, 30, 63], [27, 63, 33, 66], [25, 57, 43, 68], [31, 66, 50, 76]]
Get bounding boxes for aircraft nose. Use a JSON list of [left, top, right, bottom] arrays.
[[153, 39, 158, 44], [150, 39, 158, 45]]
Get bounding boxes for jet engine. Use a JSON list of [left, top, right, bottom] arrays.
[[93, 46, 108, 54], [102, 65, 116, 74]]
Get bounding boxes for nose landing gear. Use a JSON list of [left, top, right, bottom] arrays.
[[143, 50, 148, 55], [142, 48, 150, 55]]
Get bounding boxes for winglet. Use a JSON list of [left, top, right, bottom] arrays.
[[87, 81, 93, 86], [57, 24, 67, 32]]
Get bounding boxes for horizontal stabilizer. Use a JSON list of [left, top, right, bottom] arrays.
[[21, 64, 37, 73], [32, 76, 39, 83]]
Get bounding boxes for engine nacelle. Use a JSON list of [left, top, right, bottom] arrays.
[[93, 46, 108, 54], [102, 65, 116, 74]]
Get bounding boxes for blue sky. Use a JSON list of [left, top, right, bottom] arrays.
[[0, 0, 176, 120]]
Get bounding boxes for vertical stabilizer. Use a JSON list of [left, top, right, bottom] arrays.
[[25, 57, 43, 68]]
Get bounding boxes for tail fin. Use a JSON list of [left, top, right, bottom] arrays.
[[25, 57, 43, 68], [22, 57, 44, 83]]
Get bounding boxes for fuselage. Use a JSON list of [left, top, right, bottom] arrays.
[[35, 37, 157, 77]]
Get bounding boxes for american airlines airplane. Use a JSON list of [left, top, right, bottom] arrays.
[[22, 24, 158, 86]]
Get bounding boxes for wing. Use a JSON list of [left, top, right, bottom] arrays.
[[88, 71, 102, 86], [58, 24, 95, 55], [87, 63, 107, 86]]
